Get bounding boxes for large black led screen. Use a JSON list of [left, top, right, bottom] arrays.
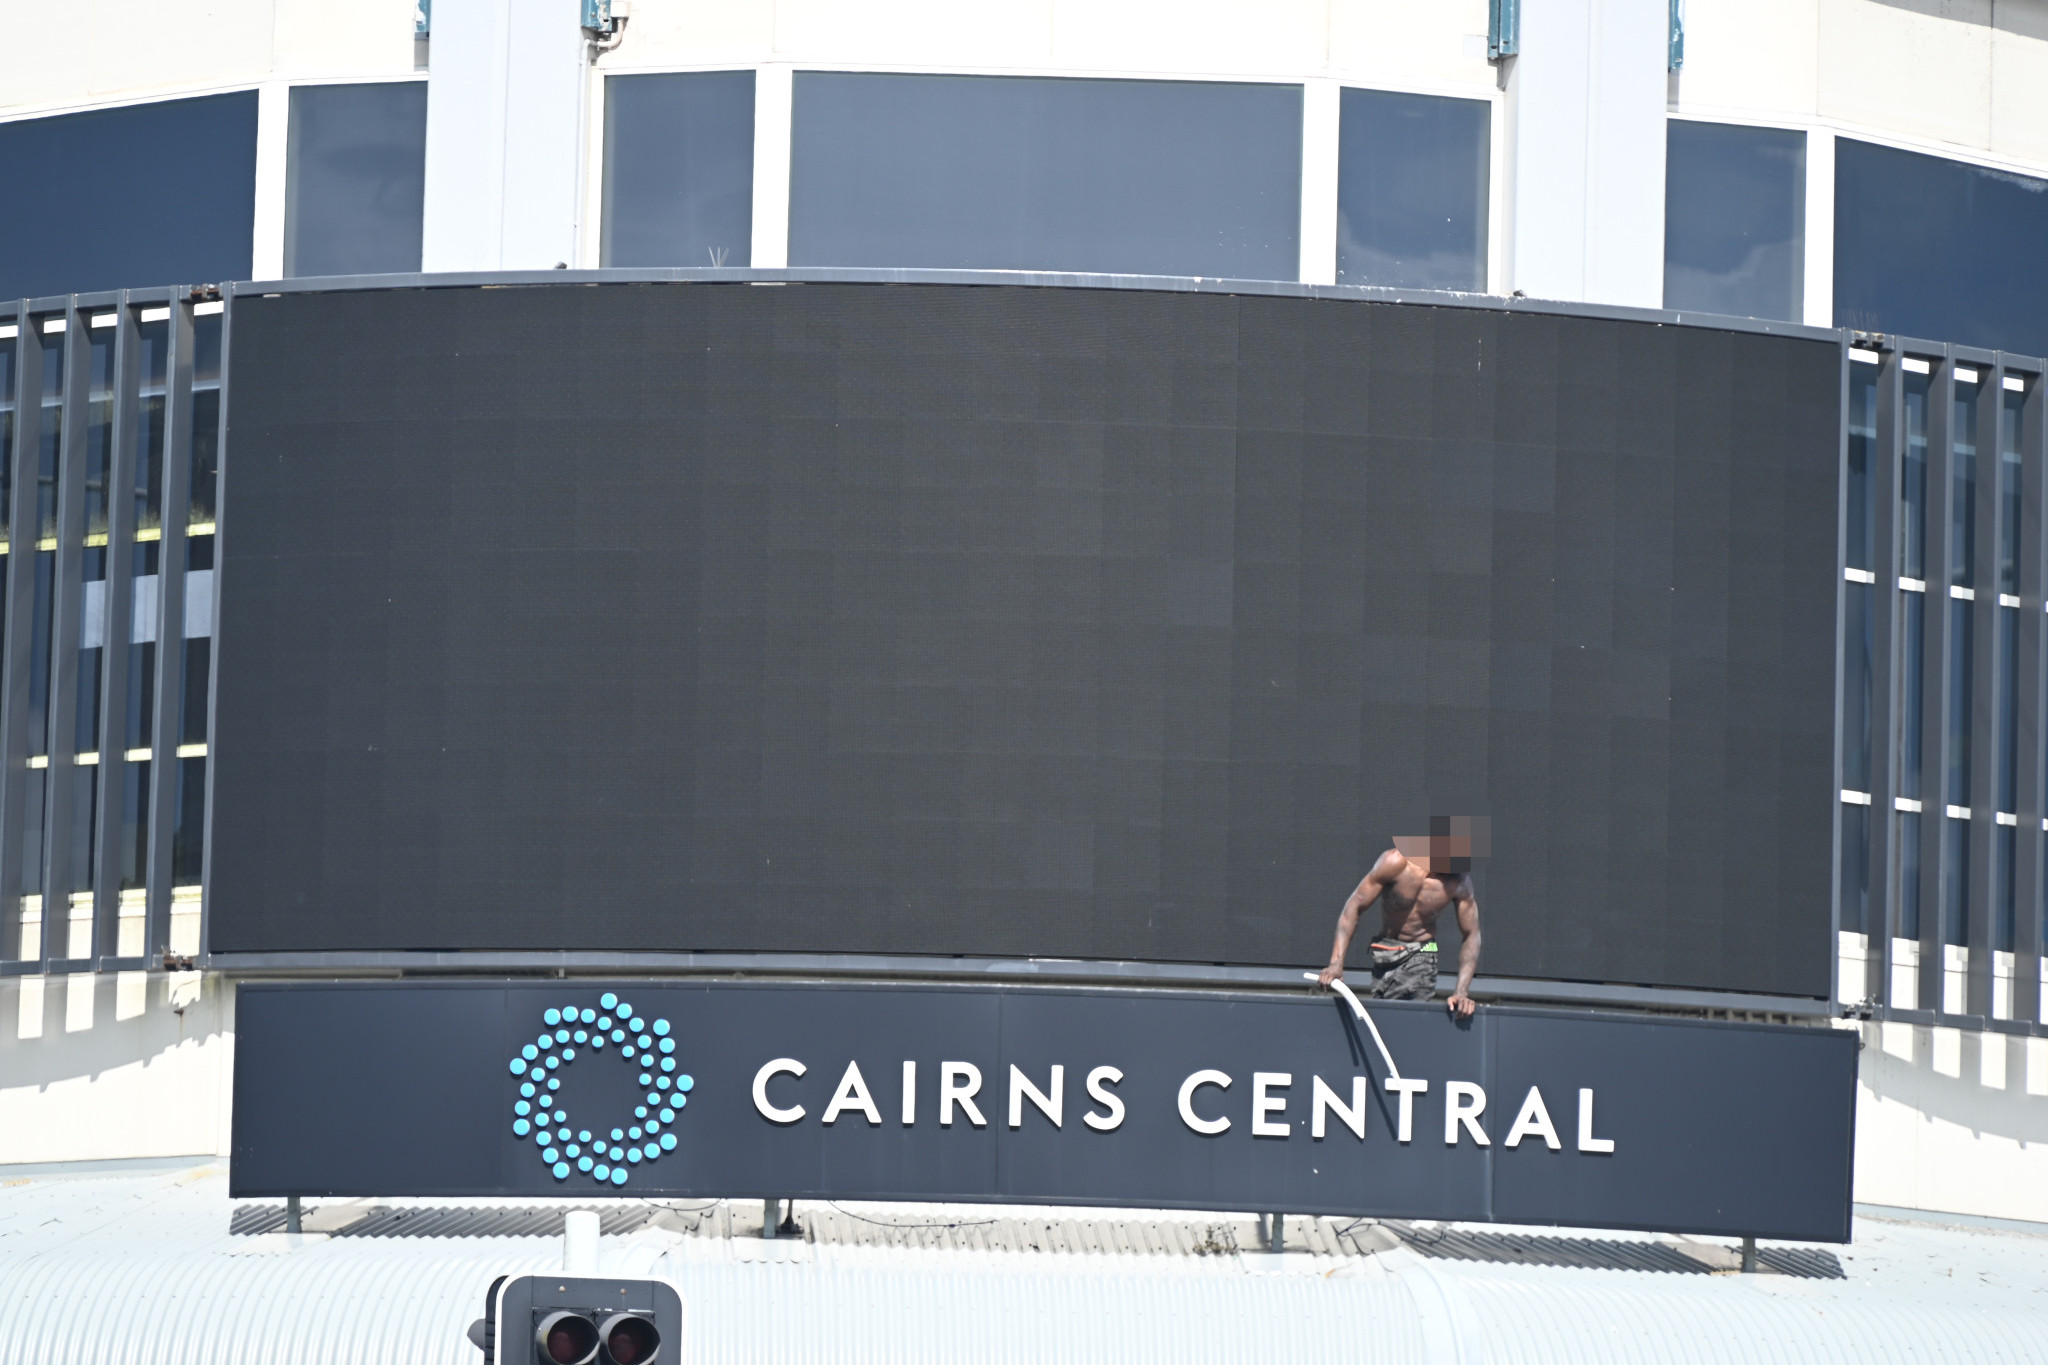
[[213, 284, 1840, 995]]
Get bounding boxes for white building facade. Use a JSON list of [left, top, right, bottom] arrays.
[[3, 0, 2048, 1231]]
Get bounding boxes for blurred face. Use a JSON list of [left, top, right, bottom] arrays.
[[1394, 820, 1488, 877]]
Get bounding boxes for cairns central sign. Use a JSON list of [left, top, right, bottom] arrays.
[[745, 1050, 1620, 1152], [233, 980, 1857, 1243]]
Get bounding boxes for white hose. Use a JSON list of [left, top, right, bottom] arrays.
[[1303, 973, 1403, 1082]]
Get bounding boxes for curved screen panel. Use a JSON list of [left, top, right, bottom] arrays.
[[212, 283, 1839, 995]]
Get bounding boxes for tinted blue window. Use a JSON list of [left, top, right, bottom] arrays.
[[1941, 815, 1969, 946], [1840, 801, 1870, 935], [285, 82, 428, 278], [1663, 120, 1804, 322], [1337, 88, 1489, 291], [0, 93, 257, 299], [602, 71, 756, 268], [790, 73, 1302, 280], [1836, 138, 2048, 355]]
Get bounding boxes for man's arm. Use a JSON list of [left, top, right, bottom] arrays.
[[1446, 882, 1481, 1017], [1318, 851, 1398, 987]]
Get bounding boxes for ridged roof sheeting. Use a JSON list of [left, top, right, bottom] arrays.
[[658, 1257, 1428, 1365], [4, 1236, 559, 1365], [1439, 1261, 2048, 1365], [4, 1164, 2046, 1365]]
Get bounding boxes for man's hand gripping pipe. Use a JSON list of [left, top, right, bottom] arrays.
[[1302, 973, 1401, 1082]]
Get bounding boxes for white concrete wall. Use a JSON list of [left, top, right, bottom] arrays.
[[600, 0, 1494, 87], [0, 0, 1503, 119], [423, 0, 588, 272], [1504, 0, 1670, 308], [1679, 0, 2048, 168], [421, 0, 513, 273], [0, 0, 416, 117], [1853, 1020, 2048, 1224], [0, 973, 233, 1166]]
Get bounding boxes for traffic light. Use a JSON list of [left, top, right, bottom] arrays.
[[467, 1275, 686, 1365]]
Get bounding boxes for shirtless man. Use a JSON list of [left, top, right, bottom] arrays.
[[1317, 835, 1482, 1017]]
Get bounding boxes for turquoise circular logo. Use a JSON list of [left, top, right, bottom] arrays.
[[507, 991, 694, 1187]]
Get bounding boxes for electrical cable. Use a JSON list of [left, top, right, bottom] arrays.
[[824, 1201, 1000, 1231], [648, 1199, 724, 1214]]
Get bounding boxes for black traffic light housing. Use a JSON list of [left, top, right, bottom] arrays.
[[467, 1275, 686, 1365]]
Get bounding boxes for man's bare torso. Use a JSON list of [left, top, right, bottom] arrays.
[[1325, 842, 1483, 1014], [1378, 860, 1468, 943]]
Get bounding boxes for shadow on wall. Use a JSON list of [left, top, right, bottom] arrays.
[[1870, 0, 2048, 40], [1856, 1024, 2048, 1145], [0, 972, 232, 1095]]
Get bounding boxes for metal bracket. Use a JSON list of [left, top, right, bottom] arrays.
[[1488, 0, 1518, 61]]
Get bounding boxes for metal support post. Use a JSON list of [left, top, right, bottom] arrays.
[[764, 1197, 779, 1238], [285, 1194, 302, 1234], [1740, 1235, 1757, 1273]]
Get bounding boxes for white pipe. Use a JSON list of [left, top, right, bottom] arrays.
[[563, 1209, 600, 1273], [1303, 973, 1403, 1082]]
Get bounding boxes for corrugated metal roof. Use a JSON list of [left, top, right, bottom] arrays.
[[230, 1202, 662, 1239], [227, 1197, 1849, 1278], [1389, 1220, 1845, 1278], [3, 1164, 2045, 1365]]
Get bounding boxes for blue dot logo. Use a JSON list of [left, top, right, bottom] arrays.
[[509, 993, 691, 1189]]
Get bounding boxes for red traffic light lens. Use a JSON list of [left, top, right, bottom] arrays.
[[600, 1314, 661, 1365], [535, 1311, 600, 1365]]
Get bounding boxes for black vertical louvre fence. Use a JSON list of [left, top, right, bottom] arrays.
[[0, 289, 215, 978], [1841, 340, 2047, 1031]]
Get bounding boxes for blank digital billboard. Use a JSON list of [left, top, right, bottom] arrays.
[[211, 283, 1840, 996]]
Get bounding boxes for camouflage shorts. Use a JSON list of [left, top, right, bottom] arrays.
[[1368, 946, 1439, 1000]]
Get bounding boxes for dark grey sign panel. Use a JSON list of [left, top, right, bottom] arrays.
[[231, 981, 1857, 1242]]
